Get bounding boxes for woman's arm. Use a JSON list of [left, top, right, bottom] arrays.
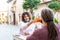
[[20, 20, 34, 30], [21, 17, 41, 30], [26, 29, 39, 40], [20, 21, 35, 35]]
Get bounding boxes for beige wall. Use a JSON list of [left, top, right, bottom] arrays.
[[34, 4, 48, 18], [15, 0, 24, 25], [15, 3, 48, 25], [8, 0, 49, 25]]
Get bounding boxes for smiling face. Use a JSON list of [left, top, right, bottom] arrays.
[[24, 14, 30, 21], [22, 12, 31, 22]]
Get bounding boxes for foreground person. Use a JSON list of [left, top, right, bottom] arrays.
[[26, 8, 60, 40]]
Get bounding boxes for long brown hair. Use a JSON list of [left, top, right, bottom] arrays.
[[41, 8, 58, 40]]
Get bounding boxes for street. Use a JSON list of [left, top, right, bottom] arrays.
[[0, 24, 20, 40]]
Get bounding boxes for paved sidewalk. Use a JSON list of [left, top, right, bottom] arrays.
[[0, 24, 20, 40]]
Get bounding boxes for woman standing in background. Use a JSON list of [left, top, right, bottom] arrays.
[[19, 12, 36, 35]]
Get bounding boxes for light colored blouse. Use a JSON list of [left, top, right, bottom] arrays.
[[19, 21, 36, 35], [19, 21, 43, 35]]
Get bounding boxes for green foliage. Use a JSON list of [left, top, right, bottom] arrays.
[[0, 22, 2, 24], [23, 0, 41, 10], [32, 16, 35, 20], [54, 18, 58, 23], [48, 1, 60, 11], [23, 2, 29, 10], [52, 0, 57, 1]]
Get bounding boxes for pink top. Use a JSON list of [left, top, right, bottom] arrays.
[[26, 24, 60, 40]]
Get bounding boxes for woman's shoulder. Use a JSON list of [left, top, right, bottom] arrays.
[[26, 27, 48, 40], [19, 21, 24, 23], [18, 21, 27, 27], [33, 27, 48, 35], [19, 21, 26, 24]]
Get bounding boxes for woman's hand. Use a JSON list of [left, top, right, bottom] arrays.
[[20, 28, 29, 35], [20, 25, 28, 31], [23, 31, 29, 35]]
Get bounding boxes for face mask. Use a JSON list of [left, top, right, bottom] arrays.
[[24, 20, 30, 23]]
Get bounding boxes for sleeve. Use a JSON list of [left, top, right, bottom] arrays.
[[26, 36, 37, 40], [26, 28, 46, 40], [25, 23, 36, 35], [26, 29, 39, 40], [19, 22, 27, 35]]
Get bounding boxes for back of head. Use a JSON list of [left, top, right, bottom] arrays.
[[41, 8, 53, 22], [41, 8, 58, 40]]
